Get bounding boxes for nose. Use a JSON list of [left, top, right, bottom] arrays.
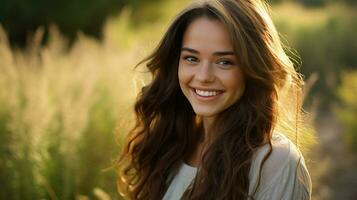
[[195, 61, 215, 83]]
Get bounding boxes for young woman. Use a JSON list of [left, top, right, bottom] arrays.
[[117, 0, 312, 199]]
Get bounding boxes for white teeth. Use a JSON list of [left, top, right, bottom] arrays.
[[195, 89, 219, 97]]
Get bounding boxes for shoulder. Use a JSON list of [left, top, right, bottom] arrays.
[[248, 132, 312, 200]]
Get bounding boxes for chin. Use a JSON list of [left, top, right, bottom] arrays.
[[192, 109, 218, 118]]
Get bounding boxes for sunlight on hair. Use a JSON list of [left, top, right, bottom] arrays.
[[276, 72, 317, 152]]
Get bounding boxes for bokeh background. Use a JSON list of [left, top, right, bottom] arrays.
[[0, 0, 356, 199]]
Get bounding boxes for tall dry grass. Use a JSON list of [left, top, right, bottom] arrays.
[[0, 0, 192, 198], [0, 16, 146, 200]]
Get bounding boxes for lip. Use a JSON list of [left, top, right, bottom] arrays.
[[190, 87, 224, 101]]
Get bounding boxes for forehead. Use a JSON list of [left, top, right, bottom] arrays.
[[182, 17, 233, 52]]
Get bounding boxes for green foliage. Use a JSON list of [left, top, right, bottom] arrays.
[[273, 3, 357, 153], [275, 9, 357, 109], [270, 0, 357, 7], [333, 71, 357, 152], [297, 0, 326, 7]]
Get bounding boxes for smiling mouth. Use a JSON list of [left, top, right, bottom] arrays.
[[193, 88, 223, 97]]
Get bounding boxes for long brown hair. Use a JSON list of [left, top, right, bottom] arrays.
[[117, 0, 304, 199]]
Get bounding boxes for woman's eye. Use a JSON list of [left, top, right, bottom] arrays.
[[183, 56, 199, 63], [217, 60, 235, 67]]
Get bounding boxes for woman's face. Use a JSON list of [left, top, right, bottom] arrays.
[[178, 17, 246, 119]]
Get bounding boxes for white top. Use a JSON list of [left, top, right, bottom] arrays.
[[163, 133, 312, 200]]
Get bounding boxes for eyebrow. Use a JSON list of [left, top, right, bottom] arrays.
[[181, 47, 234, 56]]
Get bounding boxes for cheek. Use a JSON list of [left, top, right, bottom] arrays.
[[223, 70, 246, 95], [178, 64, 188, 96], [178, 64, 192, 86]]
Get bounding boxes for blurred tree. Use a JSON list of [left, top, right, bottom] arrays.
[[344, 0, 357, 5], [0, 0, 162, 47], [329, 0, 357, 5], [272, 0, 357, 7], [296, 0, 326, 7]]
